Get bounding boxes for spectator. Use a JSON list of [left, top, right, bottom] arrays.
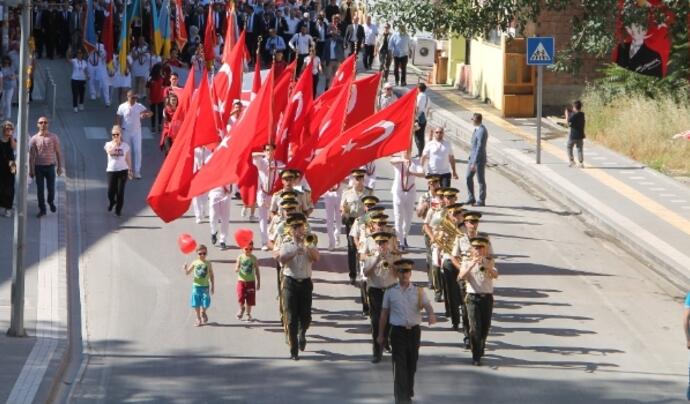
[[115, 90, 153, 179], [1, 57, 17, 120], [390, 25, 411, 87], [565, 100, 586, 168], [464, 113, 488, 206], [184, 244, 215, 327], [376, 23, 393, 83], [29, 116, 63, 218], [378, 82, 397, 110], [104, 125, 132, 217], [0, 121, 16, 217], [304, 46, 323, 97], [68, 48, 88, 112], [421, 127, 458, 188], [362, 15, 378, 70], [414, 82, 430, 155], [322, 27, 344, 90]]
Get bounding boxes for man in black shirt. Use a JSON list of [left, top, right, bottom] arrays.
[[565, 100, 586, 168]]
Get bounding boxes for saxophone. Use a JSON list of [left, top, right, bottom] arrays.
[[435, 216, 462, 255]]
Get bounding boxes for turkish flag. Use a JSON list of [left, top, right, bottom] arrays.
[[221, 5, 237, 60], [251, 50, 262, 99], [272, 61, 296, 131], [174, 0, 188, 51], [147, 96, 203, 222], [193, 72, 222, 148], [332, 54, 356, 87], [211, 30, 246, 133], [203, 6, 216, 64], [161, 65, 196, 147], [345, 72, 381, 129], [275, 61, 313, 163], [188, 67, 275, 199], [305, 88, 418, 201]]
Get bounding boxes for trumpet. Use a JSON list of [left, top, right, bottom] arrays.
[[305, 233, 318, 247]]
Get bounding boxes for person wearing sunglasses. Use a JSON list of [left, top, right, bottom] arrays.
[[29, 117, 63, 217], [184, 245, 215, 327], [104, 125, 132, 216]]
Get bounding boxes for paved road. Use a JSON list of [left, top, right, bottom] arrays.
[[30, 59, 685, 403]]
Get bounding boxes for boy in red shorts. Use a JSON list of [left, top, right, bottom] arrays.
[[235, 241, 260, 321]]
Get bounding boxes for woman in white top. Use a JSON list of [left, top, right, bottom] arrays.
[[130, 37, 151, 98], [69, 48, 89, 112], [303, 46, 322, 97], [111, 55, 132, 104], [104, 125, 133, 217]]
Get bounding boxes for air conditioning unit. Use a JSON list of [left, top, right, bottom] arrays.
[[412, 38, 436, 67]]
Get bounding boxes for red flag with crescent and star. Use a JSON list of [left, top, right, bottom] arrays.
[[211, 30, 246, 135], [345, 72, 381, 129], [304, 88, 418, 202], [275, 60, 313, 163]]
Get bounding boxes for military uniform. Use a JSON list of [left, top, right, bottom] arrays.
[[361, 232, 401, 362], [440, 202, 465, 331], [456, 211, 484, 348], [423, 189, 446, 302], [417, 175, 441, 289], [341, 169, 374, 283], [279, 213, 319, 360], [253, 146, 284, 249], [270, 169, 312, 216]]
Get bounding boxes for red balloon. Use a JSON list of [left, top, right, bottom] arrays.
[[178, 233, 197, 255], [234, 228, 254, 249]]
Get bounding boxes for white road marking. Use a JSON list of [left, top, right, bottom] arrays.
[[651, 187, 666, 191], [628, 176, 645, 180], [671, 200, 688, 204], [660, 193, 677, 197]]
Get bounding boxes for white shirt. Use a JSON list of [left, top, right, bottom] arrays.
[[71, 58, 88, 80], [382, 283, 430, 327], [463, 257, 496, 294], [422, 139, 453, 175], [280, 240, 313, 279], [117, 102, 148, 134], [364, 23, 378, 46], [416, 91, 429, 118], [290, 33, 314, 54], [304, 55, 321, 75], [285, 16, 300, 34], [104, 141, 130, 172]]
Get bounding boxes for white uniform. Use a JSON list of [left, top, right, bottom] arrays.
[[253, 156, 283, 246], [87, 43, 111, 105], [322, 181, 345, 249], [209, 184, 232, 245], [116, 101, 148, 177], [363, 162, 376, 189], [192, 147, 211, 223], [391, 157, 422, 243]]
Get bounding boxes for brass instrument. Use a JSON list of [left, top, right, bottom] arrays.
[[435, 216, 463, 255], [305, 233, 318, 247]]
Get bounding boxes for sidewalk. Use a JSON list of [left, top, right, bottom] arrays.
[[409, 82, 690, 289]]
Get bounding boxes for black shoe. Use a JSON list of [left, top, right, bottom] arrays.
[[472, 360, 480, 366], [36, 210, 46, 218], [371, 355, 382, 363], [290, 353, 299, 361], [220, 241, 227, 249], [452, 324, 459, 331], [299, 334, 307, 351], [211, 232, 217, 245], [49, 203, 56, 213], [434, 294, 443, 303], [384, 344, 392, 353], [115, 211, 122, 217], [473, 201, 485, 207], [464, 337, 470, 349], [107, 202, 114, 212], [349, 278, 356, 285]]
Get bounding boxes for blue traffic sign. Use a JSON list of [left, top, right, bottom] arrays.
[[526, 37, 555, 66]]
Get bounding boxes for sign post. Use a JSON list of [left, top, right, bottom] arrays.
[[526, 36, 555, 165]]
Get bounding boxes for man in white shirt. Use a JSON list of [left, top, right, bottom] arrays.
[[362, 16, 378, 69], [289, 25, 315, 76], [420, 127, 458, 188], [115, 90, 152, 179], [284, 8, 301, 61], [378, 82, 397, 110], [389, 150, 424, 250]]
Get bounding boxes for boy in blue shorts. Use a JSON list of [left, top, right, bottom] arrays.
[[185, 244, 215, 326]]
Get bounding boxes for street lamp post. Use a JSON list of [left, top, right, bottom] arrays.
[[7, 0, 32, 338]]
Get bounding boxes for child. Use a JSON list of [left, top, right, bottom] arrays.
[[235, 241, 260, 321], [184, 244, 215, 327]]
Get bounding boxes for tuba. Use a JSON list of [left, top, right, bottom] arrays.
[[435, 216, 462, 255]]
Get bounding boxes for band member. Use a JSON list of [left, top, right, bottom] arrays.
[[456, 211, 483, 348], [279, 213, 320, 360], [361, 231, 400, 363], [390, 150, 424, 250], [377, 259, 436, 404], [253, 143, 284, 250], [440, 202, 465, 332], [459, 236, 497, 366], [271, 169, 312, 216], [422, 187, 454, 303], [417, 174, 441, 293], [341, 169, 373, 284], [271, 198, 300, 340]]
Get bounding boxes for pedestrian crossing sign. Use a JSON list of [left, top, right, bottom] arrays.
[[526, 37, 555, 66]]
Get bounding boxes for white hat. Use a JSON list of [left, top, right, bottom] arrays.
[[383, 82, 393, 89]]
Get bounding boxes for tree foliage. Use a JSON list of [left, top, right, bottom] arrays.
[[369, 0, 689, 76]]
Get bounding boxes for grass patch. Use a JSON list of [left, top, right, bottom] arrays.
[[582, 89, 690, 177]]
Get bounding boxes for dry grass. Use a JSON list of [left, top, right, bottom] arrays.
[[583, 91, 690, 176]]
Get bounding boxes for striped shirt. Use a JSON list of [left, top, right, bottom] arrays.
[[29, 132, 62, 167]]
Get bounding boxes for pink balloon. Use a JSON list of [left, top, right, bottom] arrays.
[[234, 228, 254, 249], [178, 233, 197, 255]]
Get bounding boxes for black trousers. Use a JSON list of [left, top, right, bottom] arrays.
[[363, 44, 374, 69], [360, 279, 369, 314], [459, 280, 470, 341], [391, 325, 420, 404], [150, 102, 164, 132], [283, 276, 313, 356], [393, 55, 408, 86], [442, 259, 461, 327], [106, 170, 128, 215], [71, 79, 86, 108], [368, 287, 389, 357], [296, 53, 308, 77], [466, 293, 493, 361], [423, 234, 433, 287], [312, 74, 319, 98], [34, 164, 56, 212], [344, 218, 357, 280], [432, 264, 444, 301], [413, 123, 426, 157]]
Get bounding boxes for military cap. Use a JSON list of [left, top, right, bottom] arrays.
[[463, 211, 482, 222], [367, 205, 385, 213], [362, 195, 380, 206], [280, 190, 297, 199], [370, 213, 389, 223], [394, 258, 415, 271], [441, 187, 460, 197], [425, 174, 441, 183], [434, 188, 445, 196], [286, 213, 307, 226], [280, 169, 297, 179], [371, 231, 392, 242], [290, 169, 302, 178], [447, 203, 464, 214], [470, 236, 490, 247], [280, 199, 299, 209], [351, 169, 366, 177]]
